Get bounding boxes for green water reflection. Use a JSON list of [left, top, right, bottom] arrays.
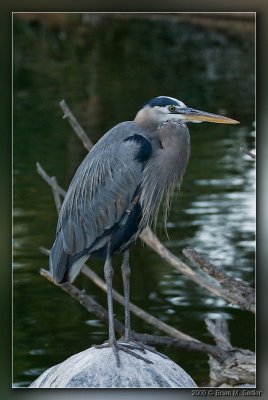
[[13, 14, 255, 387]]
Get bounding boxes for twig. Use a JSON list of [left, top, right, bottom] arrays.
[[240, 147, 256, 160], [39, 247, 196, 342], [36, 162, 66, 197], [40, 267, 228, 361], [59, 99, 94, 152], [183, 247, 255, 305]]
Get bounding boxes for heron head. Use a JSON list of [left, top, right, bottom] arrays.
[[135, 96, 239, 127]]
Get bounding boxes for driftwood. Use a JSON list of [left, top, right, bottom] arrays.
[[37, 99, 255, 386], [205, 319, 255, 387]]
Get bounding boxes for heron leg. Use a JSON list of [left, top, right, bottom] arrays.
[[95, 243, 120, 366], [104, 245, 116, 344], [118, 250, 167, 360], [121, 249, 131, 341], [95, 247, 153, 366]]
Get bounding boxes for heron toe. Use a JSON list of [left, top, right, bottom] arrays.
[[95, 340, 153, 367], [121, 339, 169, 360]]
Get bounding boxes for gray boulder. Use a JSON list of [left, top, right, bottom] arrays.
[[29, 344, 197, 388]]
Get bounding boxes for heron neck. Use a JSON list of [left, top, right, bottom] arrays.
[[134, 109, 161, 133]]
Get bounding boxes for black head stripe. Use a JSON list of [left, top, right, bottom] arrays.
[[143, 96, 180, 108]]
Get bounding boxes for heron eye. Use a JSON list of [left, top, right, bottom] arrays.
[[168, 105, 176, 112]]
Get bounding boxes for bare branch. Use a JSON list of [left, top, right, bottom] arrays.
[[36, 162, 66, 197], [59, 99, 94, 152], [183, 247, 255, 306]]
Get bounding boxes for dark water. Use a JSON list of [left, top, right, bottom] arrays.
[[13, 14, 255, 387]]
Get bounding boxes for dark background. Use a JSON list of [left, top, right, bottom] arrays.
[[13, 12, 255, 388]]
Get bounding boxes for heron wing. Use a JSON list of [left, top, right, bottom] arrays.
[[56, 122, 150, 255]]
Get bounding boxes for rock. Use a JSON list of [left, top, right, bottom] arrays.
[[29, 344, 197, 388]]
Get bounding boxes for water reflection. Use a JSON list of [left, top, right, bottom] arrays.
[[166, 296, 191, 307], [29, 348, 49, 356]]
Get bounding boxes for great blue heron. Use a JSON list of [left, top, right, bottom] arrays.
[[49, 96, 239, 366]]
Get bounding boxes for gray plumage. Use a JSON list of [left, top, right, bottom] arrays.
[[50, 119, 190, 283], [49, 95, 238, 366], [139, 121, 190, 228], [59, 123, 144, 254]]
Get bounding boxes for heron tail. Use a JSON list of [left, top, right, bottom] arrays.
[[49, 230, 89, 284]]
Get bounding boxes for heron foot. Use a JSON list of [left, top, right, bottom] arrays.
[[121, 338, 169, 360], [95, 340, 153, 367]]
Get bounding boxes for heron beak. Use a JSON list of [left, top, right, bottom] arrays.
[[179, 107, 240, 124]]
